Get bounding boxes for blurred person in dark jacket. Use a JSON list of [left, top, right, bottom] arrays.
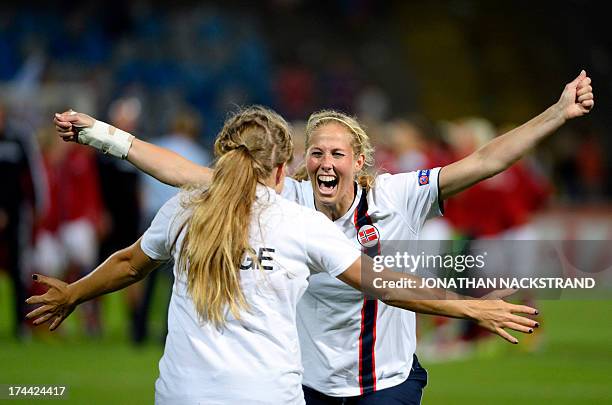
[[97, 97, 144, 341], [0, 102, 45, 339]]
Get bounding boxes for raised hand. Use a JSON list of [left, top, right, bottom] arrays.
[[557, 70, 595, 120], [53, 110, 95, 143], [52, 110, 134, 159], [25, 274, 77, 331]]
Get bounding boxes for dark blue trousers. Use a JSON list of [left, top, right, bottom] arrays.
[[303, 355, 428, 405]]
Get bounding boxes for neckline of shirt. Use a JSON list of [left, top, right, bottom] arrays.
[[256, 183, 277, 201], [335, 181, 362, 224]]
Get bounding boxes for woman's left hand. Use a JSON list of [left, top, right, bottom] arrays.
[[557, 70, 595, 120]]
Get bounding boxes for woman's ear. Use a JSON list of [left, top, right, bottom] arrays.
[[275, 163, 286, 185], [354, 154, 365, 172]]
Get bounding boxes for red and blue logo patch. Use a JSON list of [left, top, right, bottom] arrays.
[[357, 224, 380, 248], [418, 169, 430, 186]]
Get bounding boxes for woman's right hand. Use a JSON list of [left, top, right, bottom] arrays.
[[54, 110, 95, 143], [25, 274, 78, 331]]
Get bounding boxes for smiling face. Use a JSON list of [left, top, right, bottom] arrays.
[[306, 121, 364, 217]]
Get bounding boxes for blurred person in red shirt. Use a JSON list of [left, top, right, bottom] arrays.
[[442, 118, 551, 353], [33, 125, 105, 336], [445, 118, 551, 239], [574, 130, 605, 200]]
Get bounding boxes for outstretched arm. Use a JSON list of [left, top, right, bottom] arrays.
[[26, 238, 161, 330], [337, 256, 539, 344], [128, 138, 212, 187], [54, 111, 212, 187], [439, 70, 594, 200]]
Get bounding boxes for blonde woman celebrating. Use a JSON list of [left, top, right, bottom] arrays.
[[31, 106, 539, 405], [52, 71, 592, 404]]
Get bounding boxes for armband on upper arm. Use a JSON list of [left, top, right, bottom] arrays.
[[77, 120, 135, 159]]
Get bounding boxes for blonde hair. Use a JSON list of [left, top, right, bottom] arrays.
[[293, 110, 375, 189], [177, 106, 293, 327]]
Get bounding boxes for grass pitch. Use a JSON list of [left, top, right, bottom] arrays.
[[1, 273, 610, 404]]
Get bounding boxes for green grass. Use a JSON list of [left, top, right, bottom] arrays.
[[1, 273, 611, 404], [422, 301, 612, 404], [0, 271, 168, 404]]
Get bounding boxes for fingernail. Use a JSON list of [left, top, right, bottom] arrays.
[[534, 310, 539, 315], [513, 340, 518, 344], [32, 274, 38, 281], [535, 322, 540, 328], [529, 329, 533, 334]]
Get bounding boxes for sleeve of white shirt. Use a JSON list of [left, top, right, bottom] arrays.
[[140, 194, 183, 261], [378, 167, 443, 231], [304, 210, 362, 278]]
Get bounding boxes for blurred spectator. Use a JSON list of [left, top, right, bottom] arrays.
[[368, 120, 397, 175], [135, 107, 211, 344], [383, 115, 455, 175], [443, 117, 551, 352], [356, 85, 390, 124], [445, 118, 551, 238], [574, 130, 605, 200], [33, 125, 105, 336], [0, 102, 44, 339], [97, 97, 144, 341], [386, 118, 429, 172], [141, 108, 211, 221], [551, 126, 606, 202]]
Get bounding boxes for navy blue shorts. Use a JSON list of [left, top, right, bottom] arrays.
[[303, 354, 428, 405]]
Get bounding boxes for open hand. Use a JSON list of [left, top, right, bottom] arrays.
[[472, 289, 539, 344], [25, 274, 76, 331]]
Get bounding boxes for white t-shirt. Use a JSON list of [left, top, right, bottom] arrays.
[[141, 185, 361, 405], [282, 168, 442, 397]]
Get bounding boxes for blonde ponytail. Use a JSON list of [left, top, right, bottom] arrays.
[[177, 106, 292, 327]]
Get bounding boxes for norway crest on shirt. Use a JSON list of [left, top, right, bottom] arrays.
[[418, 169, 430, 186], [357, 224, 380, 248]]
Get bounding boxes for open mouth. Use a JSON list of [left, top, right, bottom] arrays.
[[317, 174, 338, 195]]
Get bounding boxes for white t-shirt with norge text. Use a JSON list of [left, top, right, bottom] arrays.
[[141, 185, 361, 405]]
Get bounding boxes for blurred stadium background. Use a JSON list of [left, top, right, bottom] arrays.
[[1, 1, 610, 404]]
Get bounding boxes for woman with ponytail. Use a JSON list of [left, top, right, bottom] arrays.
[[37, 106, 541, 404]]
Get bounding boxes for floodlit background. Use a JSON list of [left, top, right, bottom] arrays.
[[1, 1, 610, 404]]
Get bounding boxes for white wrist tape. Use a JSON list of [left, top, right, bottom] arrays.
[[77, 120, 135, 159]]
